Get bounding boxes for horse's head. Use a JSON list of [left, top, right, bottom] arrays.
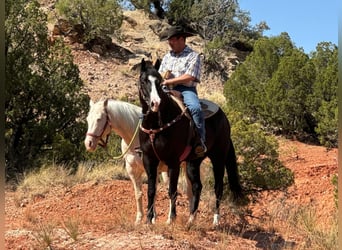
[[138, 58, 164, 113], [84, 99, 112, 151]]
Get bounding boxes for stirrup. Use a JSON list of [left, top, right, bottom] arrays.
[[194, 140, 207, 157]]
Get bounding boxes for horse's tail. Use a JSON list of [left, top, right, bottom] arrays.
[[226, 138, 244, 203]]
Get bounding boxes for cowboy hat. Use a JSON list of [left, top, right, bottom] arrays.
[[159, 26, 196, 41]]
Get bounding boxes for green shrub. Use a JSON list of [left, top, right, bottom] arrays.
[[224, 106, 294, 192], [56, 0, 123, 43], [5, 0, 89, 179], [224, 36, 337, 146]]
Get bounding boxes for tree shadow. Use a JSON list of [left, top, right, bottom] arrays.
[[216, 221, 296, 250], [241, 230, 296, 249]]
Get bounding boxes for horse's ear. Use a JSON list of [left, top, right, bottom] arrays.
[[89, 99, 94, 107], [140, 58, 146, 72], [154, 59, 161, 71]]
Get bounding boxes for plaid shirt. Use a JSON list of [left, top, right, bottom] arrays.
[[159, 45, 201, 87]]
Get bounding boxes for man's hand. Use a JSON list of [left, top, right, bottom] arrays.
[[161, 79, 172, 86]]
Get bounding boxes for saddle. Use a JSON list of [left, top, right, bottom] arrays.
[[170, 95, 219, 119], [136, 93, 218, 161], [169, 94, 219, 160]]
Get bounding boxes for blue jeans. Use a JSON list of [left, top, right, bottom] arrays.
[[173, 85, 205, 142]]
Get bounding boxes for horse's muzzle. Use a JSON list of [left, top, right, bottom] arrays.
[[84, 136, 97, 152], [150, 98, 160, 112], [151, 102, 159, 112]]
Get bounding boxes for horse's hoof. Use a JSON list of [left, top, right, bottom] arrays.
[[135, 218, 143, 225], [166, 216, 176, 225], [187, 213, 196, 227], [213, 213, 220, 226], [135, 214, 143, 225], [145, 217, 154, 225]]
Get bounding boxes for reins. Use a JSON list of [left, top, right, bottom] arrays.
[[140, 107, 188, 135], [138, 64, 193, 161], [86, 100, 142, 160], [140, 107, 188, 161], [107, 117, 142, 160]]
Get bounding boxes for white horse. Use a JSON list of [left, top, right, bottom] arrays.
[[84, 99, 175, 224]]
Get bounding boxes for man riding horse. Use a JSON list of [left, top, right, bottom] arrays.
[[158, 25, 207, 157]]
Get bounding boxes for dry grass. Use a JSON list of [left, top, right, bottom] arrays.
[[287, 206, 337, 250], [23, 207, 40, 225], [13, 161, 338, 249], [197, 84, 226, 107], [32, 222, 56, 249], [15, 162, 128, 203], [265, 200, 337, 250], [73, 161, 129, 183], [61, 217, 81, 241], [17, 164, 72, 195]]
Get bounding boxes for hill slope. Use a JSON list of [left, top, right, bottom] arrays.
[[62, 10, 244, 103], [5, 9, 338, 250], [5, 139, 337, 249]]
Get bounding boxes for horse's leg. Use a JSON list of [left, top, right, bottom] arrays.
[[122, 138, 145, 224], [186, 160, 202, 225], [161, 172, 169, 185], [181, 163, 193, 206], [125, 154, 144, 224], [210, 156, 225, 226], [158, 162, 169, 186], [166, 165, 180, 224], [143, 156, 159, 224]]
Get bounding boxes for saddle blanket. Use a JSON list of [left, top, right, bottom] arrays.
[[199, 99, 219, 119]]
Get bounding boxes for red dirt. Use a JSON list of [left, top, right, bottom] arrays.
[[5, 139, 337, 249]]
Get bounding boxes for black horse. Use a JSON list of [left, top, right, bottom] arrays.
[[138, 59, 243, 225]]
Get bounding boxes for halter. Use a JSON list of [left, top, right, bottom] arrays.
[[86, 118, 111, 148], [86, 100, 143, 160], [138, 84, 153, 115], [138, 63, 191, 160]]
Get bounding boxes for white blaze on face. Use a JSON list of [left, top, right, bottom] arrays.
[[148, 75, 161, 112], [84, 101, 104, 151], [84, 114, 99, 152]]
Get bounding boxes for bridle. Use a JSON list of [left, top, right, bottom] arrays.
[[85, 100, 143, 160], [86, 104, 111, 148], [139, 72, 189, 140], [139, 79, 188, 134], [138, 81, 153, 115], [140, 96, 190, 161], [138, 63, 193, 161]]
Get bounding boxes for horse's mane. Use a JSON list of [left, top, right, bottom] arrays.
[[106, 99, 141, 132]]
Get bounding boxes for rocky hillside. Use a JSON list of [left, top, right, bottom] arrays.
[[48, 9, 247, 102]]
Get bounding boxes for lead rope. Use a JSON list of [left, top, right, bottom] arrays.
[[149, 133, 163, 162], [105, 118, 142, 160]]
